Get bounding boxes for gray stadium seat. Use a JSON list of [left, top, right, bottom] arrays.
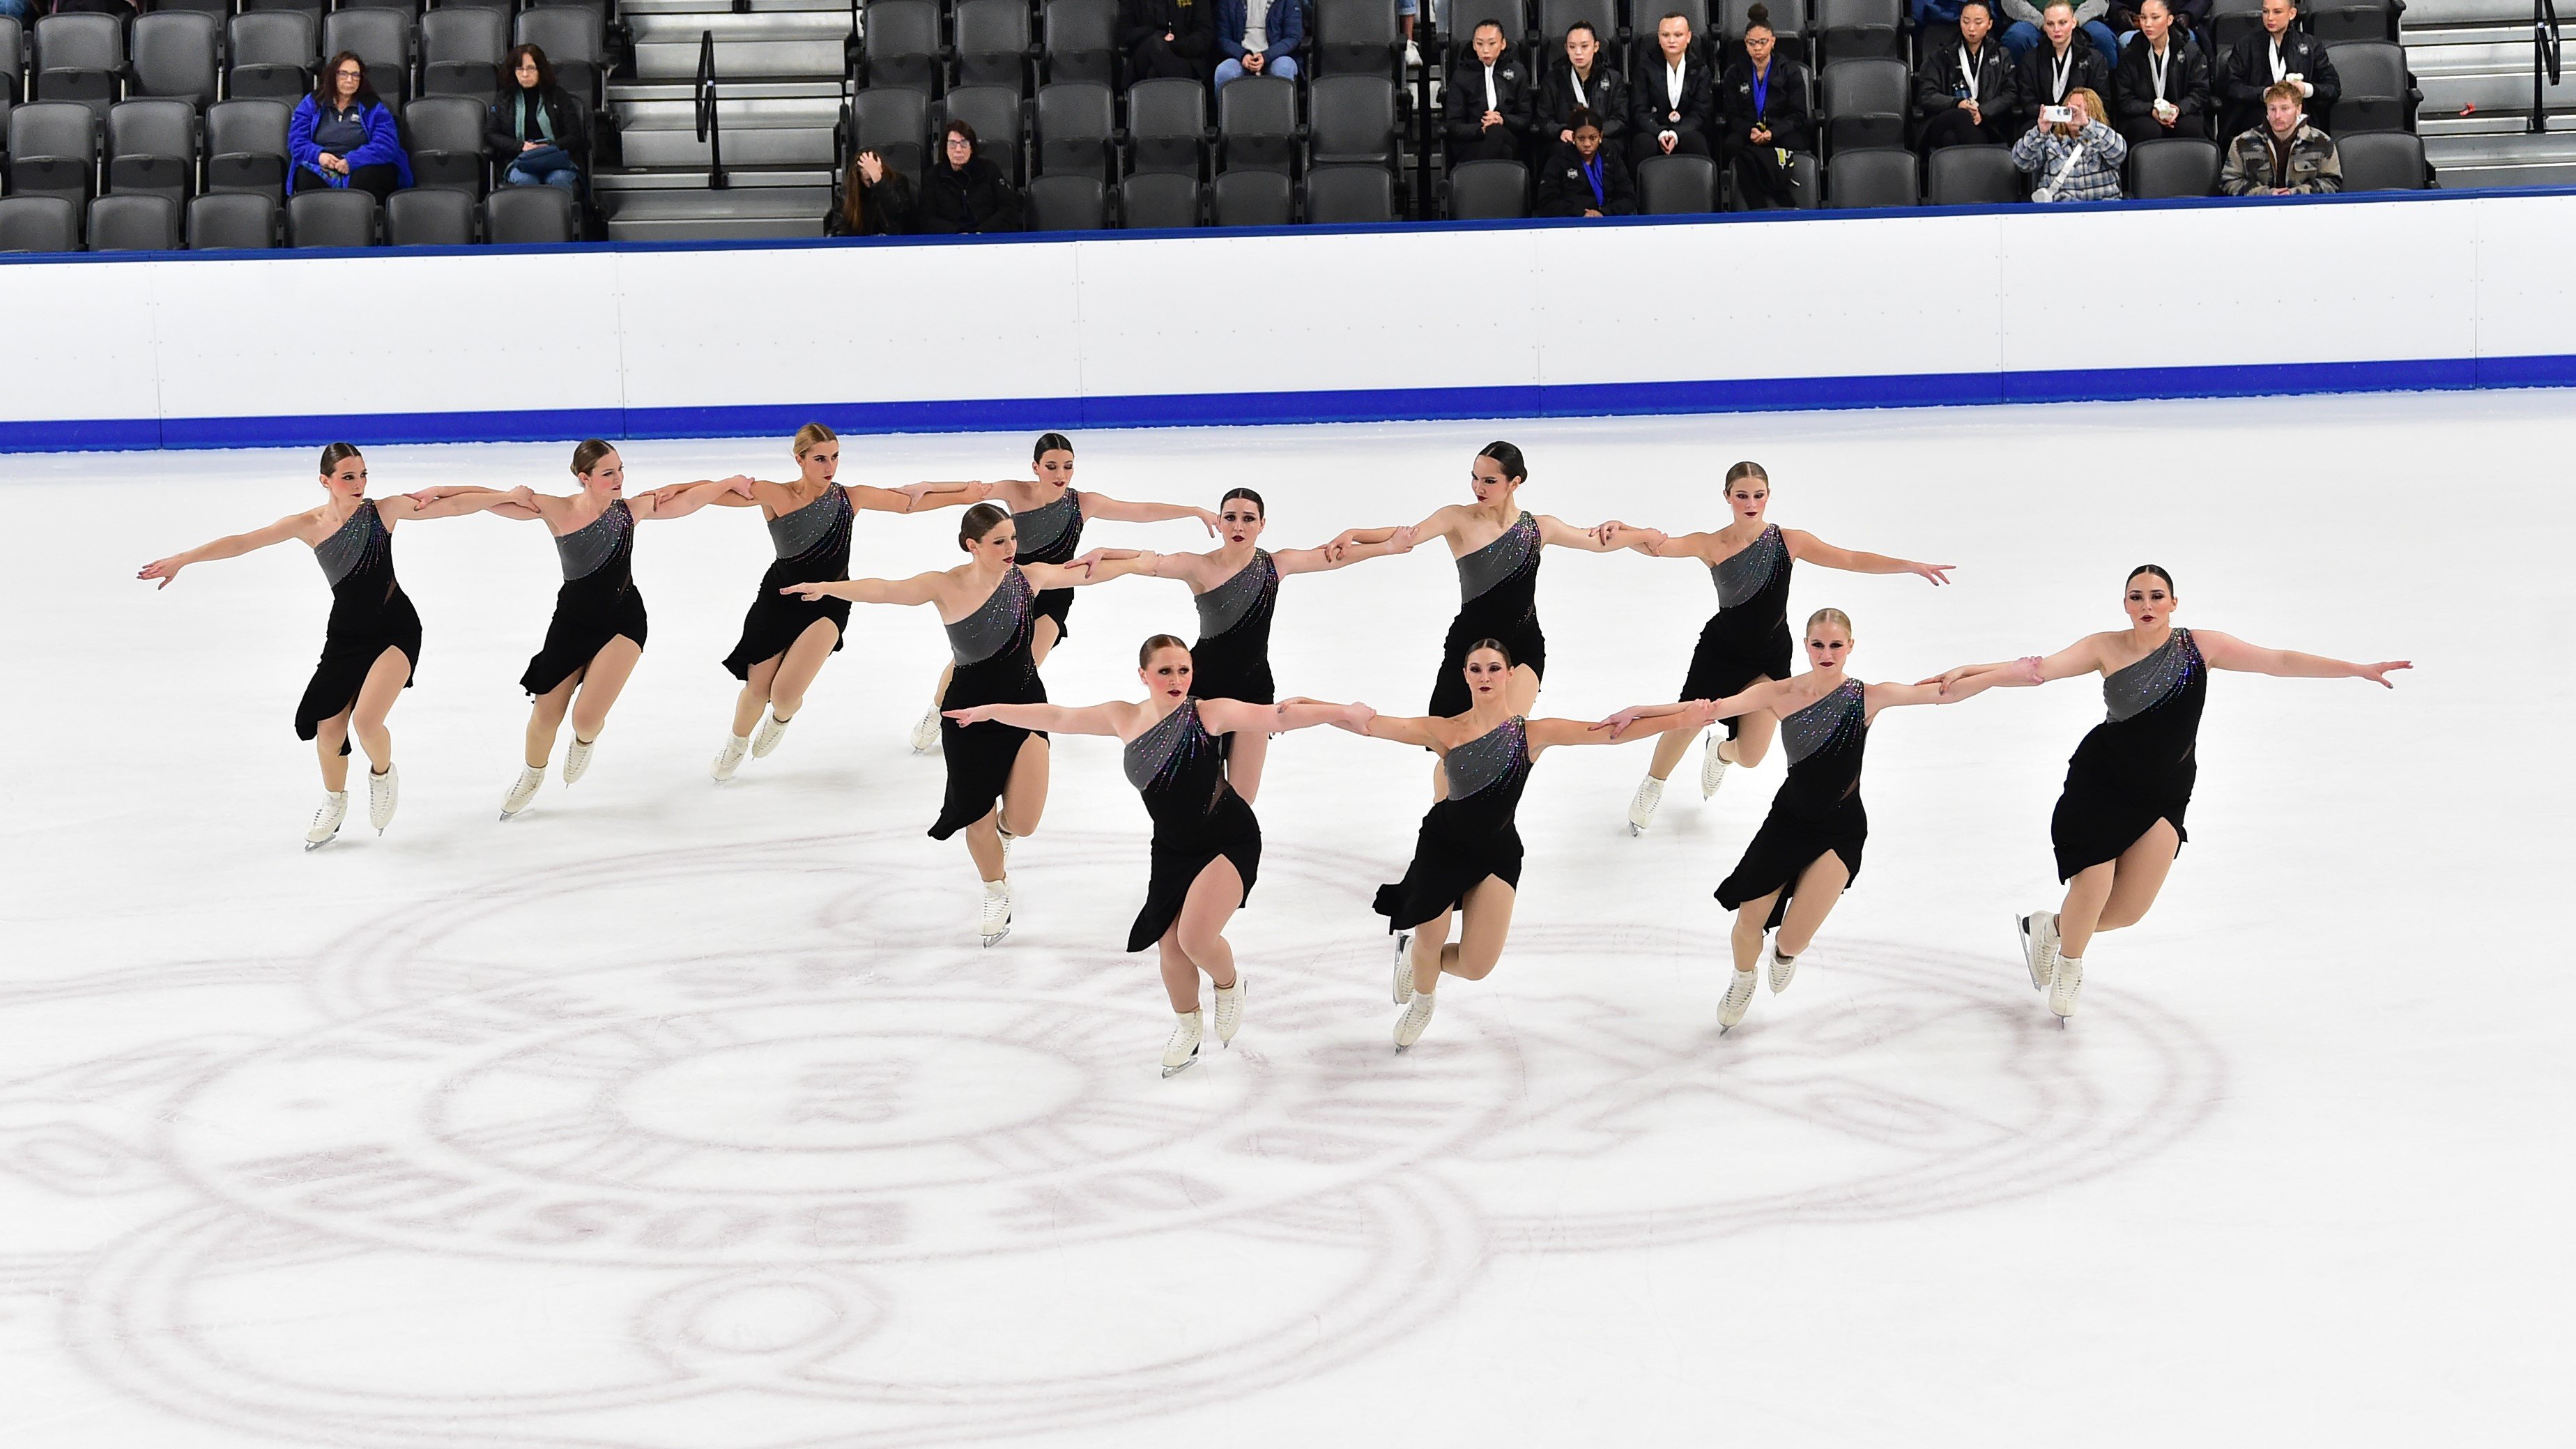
[[1721, 0, 1804, 51], [89, 192, 181, 250], [1119, 170, 1202, 227], [188, 191, 281, 248], [0, 194, 79, 251], [2205, 0, 2264, 56], [1213, 166, 1293, 224], [1316, 0, 1404, 83], [1447, 0, 1533, 60], [2327, 40, 2416, 133], [1632, 0, 1712, 71], [486, 183, 576, 242], [131, 13, 220, 107], [322, 9, 413, 105], [289, 187, 379, 246], [1035, 82, 1115, 179], [1639, 151, 1719, 212], [1025, 171, 1108, 229], [1825, 144, 1915, 205], [422, 9, 509, 105], [1217, 73, 1297, 175], [242, 0, 329, 18], [2308, 0, 2394, 43], [1815, 0, 1900, 61], [0, 17, 23, 105], [2126, 136, 2218, 197], [1925, 142, 2018, 204], [1820, 57, 1907, 152], [1042, 0, 1120, 86], [861, 0, 943, 97], [206, 99, 291, 197], [1308, 73, 1400, 169], [1304, 163, 1395, 222], [2338, 129, 2430, 190], [514, 8, 602, 108], [1788, 148, 1818, 206], [388, 185, 477, 243], [953, 0, 1036, 95], [7, 102, 100, 215], [405, 95, 491, 193], [1446, 158, 1528, 217], [228, 13, 319, 103], [942, 84, 1025, 180], [1538, 0, 1620, 57], [850, 85, 930, 177], [108, 99, 197, 210], [1126, 77, 1209, 176], [33, 14, 123, 121]]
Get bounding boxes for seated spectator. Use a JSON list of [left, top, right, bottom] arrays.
[[1534, 109, 1638, 215], [1629, 12, 1719, 164], [1717, 6, 1809, 209], [831, 148, 916, 236], [2219, 0, 2337, 138], [2220, 79, 2341, 192], [2009, 85, 2126, 199], [1539, 22, 1629, 151], [2109, 0, 2210, 50], [2013, 1, 2113, 127], [915, 121, 1025, 233], [2110, 0, 2211, 143], [486, 45, 589, 192], [1213, 0, 1302, 90], [1912, 0, 1970, 49], [1119, 0, 1215, 83], [2000, 0, 2117, 58], [1444, 20, 1535, 162], [289, 51, 413, 201], [1916, 0, 2021, 150]]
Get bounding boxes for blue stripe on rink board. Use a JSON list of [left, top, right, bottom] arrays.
[[6, 354, 2571, 452]]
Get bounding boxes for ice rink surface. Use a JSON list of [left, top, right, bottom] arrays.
[[1, 392, 2568, 1447]]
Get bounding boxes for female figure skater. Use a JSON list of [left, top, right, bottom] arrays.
[[137, 442, 522, 848], [784, 503, 1159, 944], [904, 431, 1221, 751], [704, 423, 972, 781], [1927, 565, 2409, 1019], [1130, 486, 1416, 799], [413, 441, 751, 818], [1597, 608, 2013, 1033], [1318, 639, 1682, 1050], [945, 636, 1352, 1075], [1616, 459, 1955, 834]]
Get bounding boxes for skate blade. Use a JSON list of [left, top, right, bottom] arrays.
[[1160, 1052, 1199, 1078], [981, 926, 1012, 949], [303, 837, 336, 852], [1627, 822, 1643, 837]]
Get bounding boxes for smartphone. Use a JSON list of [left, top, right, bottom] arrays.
[[2040, 105, 2073, 124]]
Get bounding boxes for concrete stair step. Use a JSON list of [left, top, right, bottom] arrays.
[[2399, 0, 2548, 25], [618, 93, 845, 127], [602, 183, 832, 239], [591, 164, 836, 190], [2416, 70, 2576, 113], [2423, 127, 2576, 160], [620, 123, 838, 166], [619, 0, 851, 13]]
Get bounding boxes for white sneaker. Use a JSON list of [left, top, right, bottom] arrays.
[[712, 733, 749, 782], [1162, 1011, 1204, 1076], [1393, 932, 1416, 1003], [1768, 945, 1799, 995], [1626, 774, 1665, 836], [979, 877, 1013, 947], [1404, 38, 1421, 68], [2018, 910, 2060, 992], [500, 764, 546, 820], [1211, 976, 1244, 1045], [1393, 990, 1436, 1050], [751, 711, 791, 758], [910, 702, 944, 754], [2050, 955, 2084, 1020], [304, 791, 348, 850], [1701, 733, 1731, 798], [563, 734, 596, 785], [1718, 967, 1758, 1032], [366, 765, 399, 834]]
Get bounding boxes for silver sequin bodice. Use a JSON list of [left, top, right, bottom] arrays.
[[1456, 512, 1539, 603], [1779, 677, 1866, 765], [768, 486, 848, 558], [1710, 524, 1787, 608], [1443, 716, 1528, 799], [1013, 489, 1080, 558], [314, 501, 380, 585], [1124, 699, 1199, 790], [2103, 628, 2201, 723], [1195, 551, 1275, 638], [553, 499, 631, 581], [946, 567, 1032, 666]]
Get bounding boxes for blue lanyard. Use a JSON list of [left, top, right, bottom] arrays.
[[1749, 63, 1770, 120], [1581, 154, 1606, 205]]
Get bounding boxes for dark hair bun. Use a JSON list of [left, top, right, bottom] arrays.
[[1746, 3, 1772, 25]]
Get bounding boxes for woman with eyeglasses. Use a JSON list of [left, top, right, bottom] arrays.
[[486, 44, 590, 192], [289, 50, 413, 201], [915, 120, 1025, 234]]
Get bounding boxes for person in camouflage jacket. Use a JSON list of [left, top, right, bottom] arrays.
[[2220, 82, 2343, 194]]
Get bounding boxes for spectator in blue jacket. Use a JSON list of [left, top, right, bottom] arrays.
[[1213, 0, 1303, 90], [289, 51, 413, 201]]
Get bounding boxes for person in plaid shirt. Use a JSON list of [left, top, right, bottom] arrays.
[[2009, 86, 2127, 202]]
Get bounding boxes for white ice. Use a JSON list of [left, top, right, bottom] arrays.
[[1, 392, 2567, 1448]]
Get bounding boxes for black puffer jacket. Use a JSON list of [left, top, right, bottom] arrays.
[[2015, 34, 2114, 125], [2112, 33, 2214, 137], [1533, 140, 1638, 215], [2219, 29, 2340, 136], [1913, 38, 2020, 123], [1537, 59, 1630, 145], [1717, 58, 1812, 151], [1444, 53, 1540, 149], [484, 84, 591, 169], [915, 155, 1025, 233]]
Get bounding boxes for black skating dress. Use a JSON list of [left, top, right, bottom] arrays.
[[723, 486, 853, 679], [1716, 677, 1870, 930], [1012, 487, 1084, 643], [295, 499, 422, 752], [1680, 523, 1793, 740], [2050, 627, 2205, 882], [1188, 549, 1279, 705], [520, 500, 645, 696], [1123, 699, 1262, 951], [1373, 716, 1535, 932], [930, 566, 1049, 840], [1428, 512, 1546, 716]]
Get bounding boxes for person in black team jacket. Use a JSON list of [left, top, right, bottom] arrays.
[[1119, 0, 1216, 82], [1445, 20, 1537, 163], [2218, 0, 2338, 138], [1630, 11, 1720, 162], [2112, 0, 2214, 143], [1916, 0, 2021, 149], [1538, 22, 1630, 151], [1534, 110, 1639, 215], [916, 121, 1025, 233], [1717, 6, 1811, 208], [2015, 0, 2113, 128]]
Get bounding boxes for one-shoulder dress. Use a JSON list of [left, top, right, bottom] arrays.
[[1123, 699, 1262, 951], [1013, 487, 1084, 643], [1716, 677, 1871, 929], [1189, 549, 1280, 705], [1373, 716, 1534, 931], [932, 565, 1049, 839], [1682, 523, 1794, 739], [1429, 512, 1547, 717], [2050, 627, 2205, 881], [521, 499, 646, 696], [296, 499, 422, 751], [723, 485, 853, 679]]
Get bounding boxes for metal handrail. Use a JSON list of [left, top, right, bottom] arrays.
[[696, 29, 730, 188], [2538, 0, 2565, 132]]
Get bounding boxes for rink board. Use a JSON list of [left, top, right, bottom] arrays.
[[3, 187, 2573, 451]]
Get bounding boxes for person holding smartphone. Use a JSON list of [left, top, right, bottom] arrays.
[[487, 45, 589, 193], [2010, 86, 2126, 201]]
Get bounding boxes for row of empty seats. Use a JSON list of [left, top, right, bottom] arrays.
[[0, 182, 576, 250]]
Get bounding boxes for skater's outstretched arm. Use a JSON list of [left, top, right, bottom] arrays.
[[1922, 636, 2113, 694], [1080, 493, 1221, 536], [781, 570, 946, 606], [1271, 526, 1417, 574], [137, 511, 314, 587], [1328, 505, 1463, 556], [1862, 673, 2019, 716], [379, 486, 537, 523], [1027, 550, 1159, 590], [1538, 516, 1665, 553], [1525, 715, 1676, 754], [1592, 681, 1797, 740], [944, 700, 1130, 735], [2192, 632, 2411, 686], [1354, 710, 1448, 749], [848, 480, 979, 514], [1783, 530, 1956, 586], [634, 475, 756, 521], [1267, 698, 1367, 733]]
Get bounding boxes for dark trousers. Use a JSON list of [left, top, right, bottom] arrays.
[[2119, 115, 2205, 144], [292, 163, 401, 201], [1719, 133, 1798, 208], [1450, 128, 1521, 164], [1628, 127, 1711, 164], [1128, 40, 1204, 80], [1920, 107, 2011, 150]]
